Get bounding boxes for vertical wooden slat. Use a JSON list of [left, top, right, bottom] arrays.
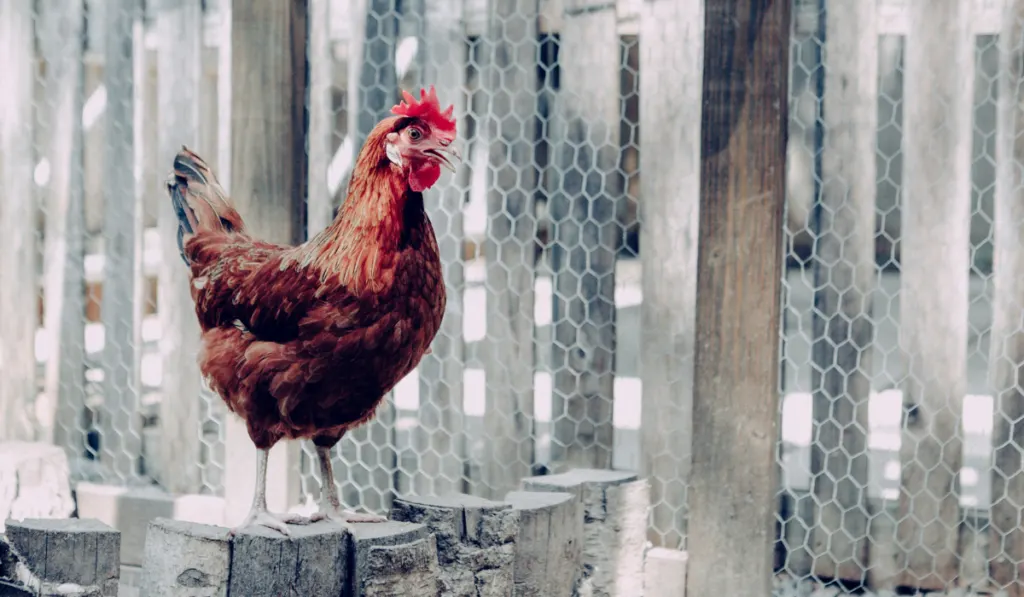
[[40, 0, 88, 460], [100, 0, 144, 481], [156, 0, 204, 494], [307, 0, 334, 237], [549, 0, 619, 471], [895, 0, 973, 588], [686, 0, 789, 594], [345, 0, 399, 193], [989, 2, 1024, 594], [638, 0, 702, 549], [412, 0, 468, 497], [480, 0, 539, 499], [333, 0, 399, 515], [0, 0, 40, 442], [222, 0, 308, 520], [809, 0, 878, 581]]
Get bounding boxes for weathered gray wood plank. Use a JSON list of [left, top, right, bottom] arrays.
[[809, 0, 878, 582], [989, 2, 1024, 594], [549, 0, 619, 472], [156, 0, 204, 494], [895, 0, 973, 588], [222, 0, 308, 519], [0, 0, 39, 443], [39, 0, 88, 461], [479, 0, 539, 499], [637, 0, 702, 549], [101, 0, 145, 483], [411, 0, 469, 500]]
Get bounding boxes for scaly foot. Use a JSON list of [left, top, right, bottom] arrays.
[[229, 508, 312, 537], [309, 507, 387, 526]]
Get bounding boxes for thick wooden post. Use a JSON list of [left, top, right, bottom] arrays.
[[479, 0, 539, 499], [0, 0, 39, 442], [413, 0, 468, 497], [638, 0, 702, 548], [809, 0, 878, 581], [39, 0, 88, 459], [549, 0, 619, 472], [895, 0, 973, 588], [989, 2, 1024, 594], [157, 0, 204, 494], [223, 0, 307, 521], [687, 0, 789, 594], [101, 0, 145, 482]]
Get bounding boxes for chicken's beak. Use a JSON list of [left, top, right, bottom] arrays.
[[429, 144, 462, 174]]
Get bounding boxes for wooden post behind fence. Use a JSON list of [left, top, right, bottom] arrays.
[[895, 0, 973, 588], [809, 0, 878, 582], [687, 0, 790, 595], [0, 0, 38, 443], [156, 0, 204, 494], [549, 0, 620, 473], [989, 1, 1024, 595], [479, 0, 540, 500], [638, 0, 702, 549], [221, 0, 308, 521]]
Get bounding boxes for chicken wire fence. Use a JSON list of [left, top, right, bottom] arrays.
[[7, 0, 1024, 592]]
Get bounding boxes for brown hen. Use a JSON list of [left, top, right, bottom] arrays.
[[166, 87, 460, 535]]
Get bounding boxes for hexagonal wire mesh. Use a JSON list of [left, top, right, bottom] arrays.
[[776, 0, 1024, 594], [11, 0, 1024, 592]]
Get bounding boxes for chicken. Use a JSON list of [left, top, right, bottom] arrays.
[[166, 86, 461, 536]]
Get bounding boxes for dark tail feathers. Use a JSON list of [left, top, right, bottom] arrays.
[[167, 146, 244, 265]]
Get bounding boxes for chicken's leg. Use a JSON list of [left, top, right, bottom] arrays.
[[229, 448, 310, 537], [309, 445, 387, 526]]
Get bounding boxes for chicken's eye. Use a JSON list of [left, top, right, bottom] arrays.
[[408, 128, 423, 141]]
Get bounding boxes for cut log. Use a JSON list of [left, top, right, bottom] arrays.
[[140, 518, 230, 597], [390, 494, 518, 596], [643, 548, 688, 597], [228, 521, 347, 597], [1, 518, 120, 597], [348, 521, 440, 597], [504, 490, 582, 597], [521, 469, 648, 597]]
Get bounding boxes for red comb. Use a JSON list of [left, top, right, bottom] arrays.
[[390, 86, 457, 134]]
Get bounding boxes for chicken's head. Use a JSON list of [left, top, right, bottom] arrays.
[[385, 86, 461, 192]]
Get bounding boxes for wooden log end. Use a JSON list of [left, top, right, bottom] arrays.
[[391, 493, 518, 596], [141, 517, 231, 597], [228, 520, 348, 597], [2, 517, 121, 597], [505, 490, 582, 597], [522, 469, 649, 596], [351, 522, 440, 597], [643, 547, 689, 597]]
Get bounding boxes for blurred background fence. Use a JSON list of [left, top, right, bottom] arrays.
[[7, 0, 1024, 593]]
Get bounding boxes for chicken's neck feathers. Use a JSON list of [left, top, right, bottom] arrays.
[[297, 136, 426, 290]]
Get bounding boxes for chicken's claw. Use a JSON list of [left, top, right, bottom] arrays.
[[309, 508, 387, 526], [229, 508, 308, 537]]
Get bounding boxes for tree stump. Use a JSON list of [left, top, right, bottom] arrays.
[[1, 518, 120, 596], [522, 469, 649, 597], [505, 491, 582, 597], [140, 518, 231, 597], [348, 521, 440, 597], [390, 494, 518, 596]]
